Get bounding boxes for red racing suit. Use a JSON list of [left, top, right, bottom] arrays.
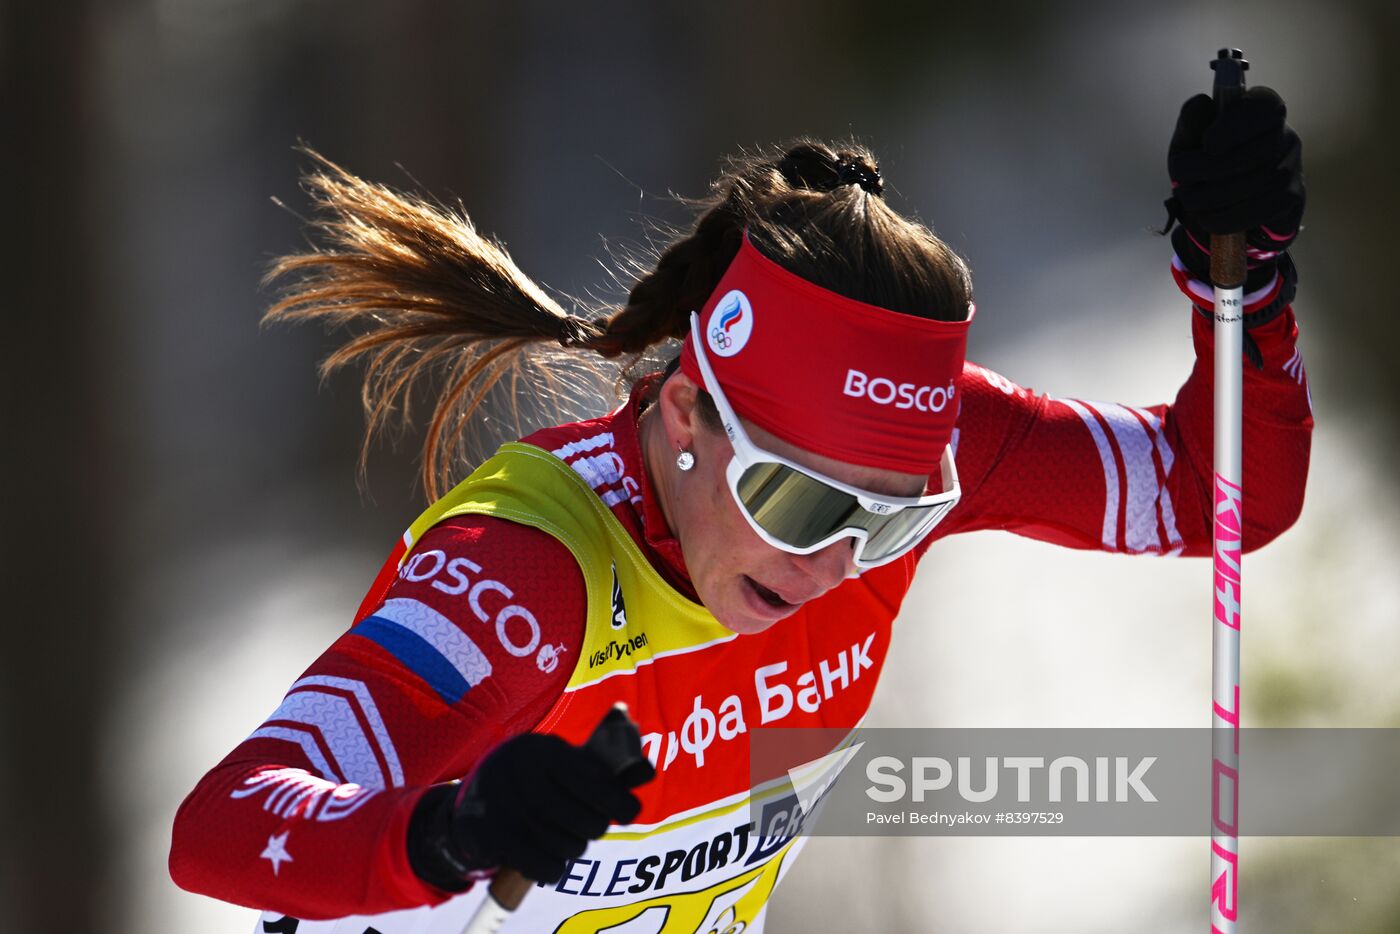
[[170, 270, 1313, 929]]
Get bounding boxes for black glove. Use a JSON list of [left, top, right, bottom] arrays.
[[406, 733, 651, 891], [1163, 86, 1305, 327]]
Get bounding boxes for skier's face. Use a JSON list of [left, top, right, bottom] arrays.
[[650, 374, 926, 634]]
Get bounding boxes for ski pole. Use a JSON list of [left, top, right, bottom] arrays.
[[1207, 46, 1248, 934], [461, 703, 651, 934]]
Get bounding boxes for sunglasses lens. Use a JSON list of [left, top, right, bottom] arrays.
[[735, 462, 950, 562], [857, 499, 955, 562], [736, 462, 864, 549]]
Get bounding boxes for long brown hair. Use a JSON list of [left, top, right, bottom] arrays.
[[265, 141, 972, 500]]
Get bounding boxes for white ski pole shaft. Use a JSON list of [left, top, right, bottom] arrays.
[[460, 876, 528, 934], [1207, 47, 1249, 934]]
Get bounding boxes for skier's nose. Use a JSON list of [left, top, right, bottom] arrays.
[[794, 539, 857, 592]]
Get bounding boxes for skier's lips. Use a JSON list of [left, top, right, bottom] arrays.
[[740, 575, 808, 621]]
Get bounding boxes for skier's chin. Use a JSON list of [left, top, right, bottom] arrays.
[[718, 612, 787, 635]]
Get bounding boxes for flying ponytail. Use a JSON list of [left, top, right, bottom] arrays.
[[263, 150, 614, 499], [265, 141, 970, 501]]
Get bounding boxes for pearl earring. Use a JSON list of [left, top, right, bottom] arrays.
[[676, 450, 695, 471]]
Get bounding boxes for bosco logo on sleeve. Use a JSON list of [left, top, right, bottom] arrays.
[[707, 291, 754, 357]]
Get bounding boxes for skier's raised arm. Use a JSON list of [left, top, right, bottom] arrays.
[[926, 86, 1309, 558]]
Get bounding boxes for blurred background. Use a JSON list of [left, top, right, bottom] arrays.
[[4, 0, 1398, 931]]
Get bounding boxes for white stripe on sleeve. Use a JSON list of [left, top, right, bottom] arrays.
[[246, 726, 342, 784], [265, 691, 387, 789], [1058, 398, 1120, 550], [1084, 401, 1160, 553], [1129, 406, 1183, 553], [293, 676, 404, 787]]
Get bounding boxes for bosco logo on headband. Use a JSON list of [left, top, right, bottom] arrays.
[[706, 290, 754, 357]]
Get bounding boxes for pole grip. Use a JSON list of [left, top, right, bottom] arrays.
[[1211, 232, 1247, 292], [483, 871, 533, 914]]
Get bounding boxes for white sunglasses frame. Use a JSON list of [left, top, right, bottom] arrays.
[[687, 312, 962, 568]]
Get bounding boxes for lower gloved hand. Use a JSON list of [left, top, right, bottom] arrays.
[[406, 732, 649, 891], [1163, 85, 1305, 324]]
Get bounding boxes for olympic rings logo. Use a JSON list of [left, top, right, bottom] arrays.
[[710, 327, 735, 350]]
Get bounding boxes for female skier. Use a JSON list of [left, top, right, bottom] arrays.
[[171, 88, 1310, 933]]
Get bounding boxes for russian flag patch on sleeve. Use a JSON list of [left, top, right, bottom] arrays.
[[350, 598, 493, 704]]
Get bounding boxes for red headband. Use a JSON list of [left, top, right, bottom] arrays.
[[678, 233, 974, 475]]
